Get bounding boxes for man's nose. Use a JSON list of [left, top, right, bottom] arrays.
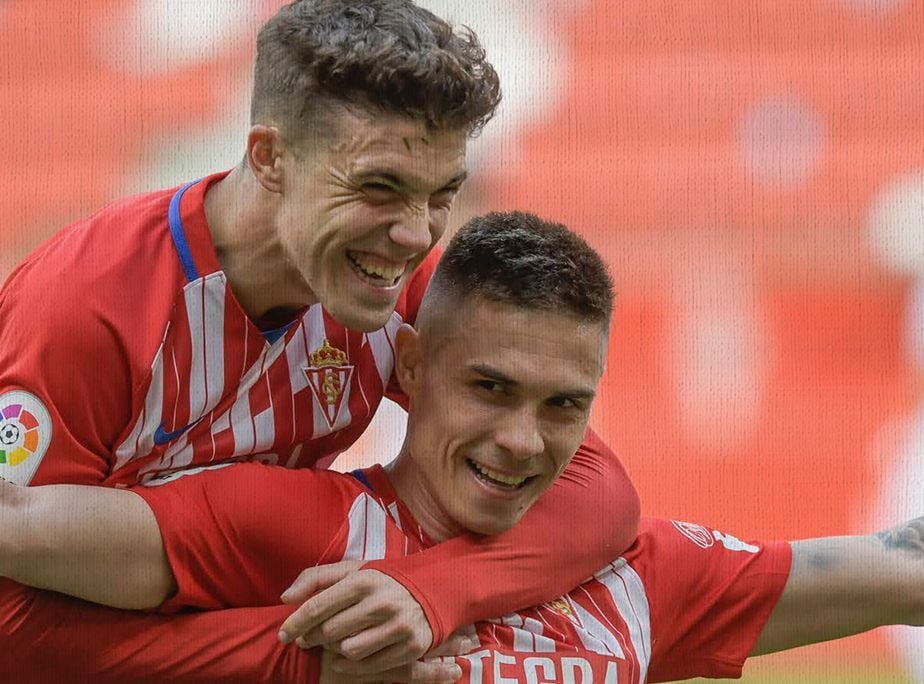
[[388, 203, 434, 253], [494, 410, 545, 460]]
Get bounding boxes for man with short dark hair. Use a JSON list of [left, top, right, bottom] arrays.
[[3, 213, 921, 683], [0, 2, 639, 678]]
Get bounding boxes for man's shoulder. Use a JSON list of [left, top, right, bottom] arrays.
[[0, 184, 187, 344], [8, 185, 179, 291], [140, 461, 370, 506]]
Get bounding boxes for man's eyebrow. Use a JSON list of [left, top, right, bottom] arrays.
[[468, 363, 517, 385], [468, 363, 596, 400], [552, 388, 597, 401]]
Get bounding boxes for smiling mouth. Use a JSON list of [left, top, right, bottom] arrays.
[[347, 251, 406, 287], [466, 458, 535, 490]]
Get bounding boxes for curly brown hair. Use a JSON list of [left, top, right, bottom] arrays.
[[251, 0, 501, 141]]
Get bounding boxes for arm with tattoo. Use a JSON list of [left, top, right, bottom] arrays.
[[752, 517, 924, 656]]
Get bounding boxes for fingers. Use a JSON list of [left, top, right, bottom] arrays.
[[305, 624, 423, 669], [292, 602, 379, 650], [279, 578, 364, 644], [281, 560, 363, 604], [328, 656, 463, 684], [427, 630, 478, 658]]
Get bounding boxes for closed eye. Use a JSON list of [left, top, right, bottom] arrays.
[[476, 379, 505, 393], [547, 396, 582, 410], [362, 183, 398, 200]]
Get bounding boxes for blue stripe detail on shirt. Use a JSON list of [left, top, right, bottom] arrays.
[[168, 180, 202, 282], [349, 469, 375, 493], [261, 321, 296, 345]]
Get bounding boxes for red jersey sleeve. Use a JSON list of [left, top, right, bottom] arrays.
[[364, 427, 641, 646], [634, 518, 792, 682], [0, 242, 134, 485], [0, 578, 318, 683], [133, 462, 362, 610]]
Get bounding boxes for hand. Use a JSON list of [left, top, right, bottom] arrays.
[[320, 650, 464, 684], [321, 630, 475, 683], [280, 561, 464, 678]]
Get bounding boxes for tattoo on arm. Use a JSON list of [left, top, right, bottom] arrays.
[[875, 516, 924, 558]]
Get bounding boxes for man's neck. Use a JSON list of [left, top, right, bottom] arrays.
[[385, 450, 464, 543], [204, 166, 313, 321]]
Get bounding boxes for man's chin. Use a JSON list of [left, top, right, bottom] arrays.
[[462, 512, 522, 537], [325, 301, 398, 332]]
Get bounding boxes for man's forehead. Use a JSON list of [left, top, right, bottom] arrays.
[[433, 301, 608, 386], [329, 109, 467, 155]]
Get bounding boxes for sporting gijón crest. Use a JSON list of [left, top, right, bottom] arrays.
[[304, 339, 354, 429]]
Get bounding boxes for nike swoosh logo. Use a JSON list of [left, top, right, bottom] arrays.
[[153, 418, 202, 446]]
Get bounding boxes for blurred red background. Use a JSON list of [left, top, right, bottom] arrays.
[[2, 0, 923, 680]]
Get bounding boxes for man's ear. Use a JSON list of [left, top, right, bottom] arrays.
[[395, 323, 424, 397], [246, 125, 285, 194]]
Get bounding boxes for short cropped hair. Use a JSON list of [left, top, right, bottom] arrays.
[[428, 211, 615, 324], [251, 0, 501, 140]]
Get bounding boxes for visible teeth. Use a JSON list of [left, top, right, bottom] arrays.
[[348, 252, 405, 283], [469, 460, 529, 488]]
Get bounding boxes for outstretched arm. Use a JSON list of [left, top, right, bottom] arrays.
[[753, 517, 924, 656], [0, 478, 175, 608]]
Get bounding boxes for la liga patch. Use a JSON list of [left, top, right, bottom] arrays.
[[0, 390, 51, 485]]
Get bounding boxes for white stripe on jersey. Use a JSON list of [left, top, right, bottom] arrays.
[[596, 562, 651, 683], [253, 403, 276, 453], [141, 462, 235, 487], [182, 273, 227, 419], [113, 342, 166, 471], [570, 600, 627, 659], [386, 501, 403, 530], [518, 620, 557, 653], [344, 492, 387, 561], [285, 306, 312, 397], [227, 340, 287, 454], [367, 313, 402, 386], [165, 432, 193, 471]]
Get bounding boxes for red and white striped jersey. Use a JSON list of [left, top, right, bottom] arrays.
[[0, 173, 436, 486], [0, 172, 645, 652], [135, 462, 791, 682]]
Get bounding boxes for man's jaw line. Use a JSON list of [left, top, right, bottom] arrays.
[[386, 449, 469, 543]]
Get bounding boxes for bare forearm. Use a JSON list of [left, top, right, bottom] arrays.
[[0, 480, 175, 608], [753, 516, 924, 656]]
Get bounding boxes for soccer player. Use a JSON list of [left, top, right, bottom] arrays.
[[2, 212, 921, 683], [0, 1, 640, 676]]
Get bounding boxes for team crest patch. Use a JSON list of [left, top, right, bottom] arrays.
[[671, 520, 715, 549], [304, 339, 354, 429], [545, 597, 577, 621], [0, 390, 52, 485]]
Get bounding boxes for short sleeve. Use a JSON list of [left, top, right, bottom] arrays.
[[133, 462, 360, 610], [638, 518, 792, 682], [0, 252, 133, 485]]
